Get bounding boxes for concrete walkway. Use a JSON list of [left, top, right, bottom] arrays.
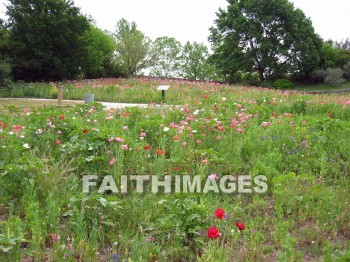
[[0, 98, 156, 110]]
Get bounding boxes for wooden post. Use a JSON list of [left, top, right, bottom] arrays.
[[57, 86, 63, 106]]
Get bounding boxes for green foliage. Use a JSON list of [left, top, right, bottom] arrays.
[[343, 63, 350, 81], [209, 0, 322, 81], [0, 60, 11, 87], [146, 196, 208, 248], [83, 25, 116, 79], [273, 79, 293, 90], [150, 36, 182, 78], [319, 41, 338, 70], [241, 72, 261, 86], [291, 100, 307, 114], [114, 19, 158, 76], [180, 41, 219, 81], [6, 0, 90, 81]]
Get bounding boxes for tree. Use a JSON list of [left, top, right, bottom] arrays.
[[333, 39, 350, 69], [114, 19, 158, 76], [319, 41, 337, 70], [180, 41, 218, 81], [150, 36, 182, 78], [6, 0, 90, 81], [209, 0, 322, 82], [335, 38, 350, 50], [0, 19, 11, 86], [83, 25, 116, 78]]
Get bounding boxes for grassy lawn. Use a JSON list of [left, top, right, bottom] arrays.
[[0, 98, 83, 109], [293, 82, 350, 91]]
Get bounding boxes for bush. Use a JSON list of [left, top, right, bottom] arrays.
[[241, 72, 260, 86], [310, 69, 327, 83], [324, 68, 345, 86], [272, 79, 293, 90]]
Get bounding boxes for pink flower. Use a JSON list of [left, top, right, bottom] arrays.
[[182, 142, 187, 148], [108, 138, 114, 143], [123, 126, 128, 130], [216, 135, 221, 141], [237, 104, 242, 109], [196, 139, 202, 144], [56, 140, 61, 145], [109, 158, 116, 165], [202, 159, 209, 164], [261, 121, 271, 127], [121, 144, 128, 150], [115, 137, 125, 143], [13, 125, 24, 133], [208, 174, 218, 180], [236, 128, 243, 133]]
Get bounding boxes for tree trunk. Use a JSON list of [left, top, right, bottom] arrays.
[[258, 68, 265, 82]]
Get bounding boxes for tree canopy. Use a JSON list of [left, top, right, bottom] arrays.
[[6, 0, 90, 81], [209, 0, 322, 82], [83, 25, 116, 79], [150, 36, 182, 78], [114, 18, 158, 76]]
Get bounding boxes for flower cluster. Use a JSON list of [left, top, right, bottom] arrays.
[[207, 208, 245, 239]]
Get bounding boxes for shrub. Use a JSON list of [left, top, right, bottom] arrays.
[[241, 72, 260, 86], [324, 68, 345, 86], [272, 79, 293, 90], [310, 69, 327, 83]]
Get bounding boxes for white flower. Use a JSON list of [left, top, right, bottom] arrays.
[[192, 130, 197, 133], [23, 143, 30, 149], [222, 97, 227, 101], [163, 127, 169, 132]]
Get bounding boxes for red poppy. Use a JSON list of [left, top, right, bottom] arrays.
[[207, 227, 220, 239], [173, 136, 180, 141], [59, 115, 65, 120], [235, 222, 245, 231], [56, 140, 61, 145], [156, 149, 165, 155], [144, 145, 151, 150], [173, 166, 179, 171], [214, 208, 225, 219], [82, 129, 88, 133]]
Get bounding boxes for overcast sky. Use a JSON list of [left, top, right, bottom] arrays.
[[1, 0, 349, 45]]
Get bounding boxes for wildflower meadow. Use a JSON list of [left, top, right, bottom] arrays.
[[0, 78, 350, 261]]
